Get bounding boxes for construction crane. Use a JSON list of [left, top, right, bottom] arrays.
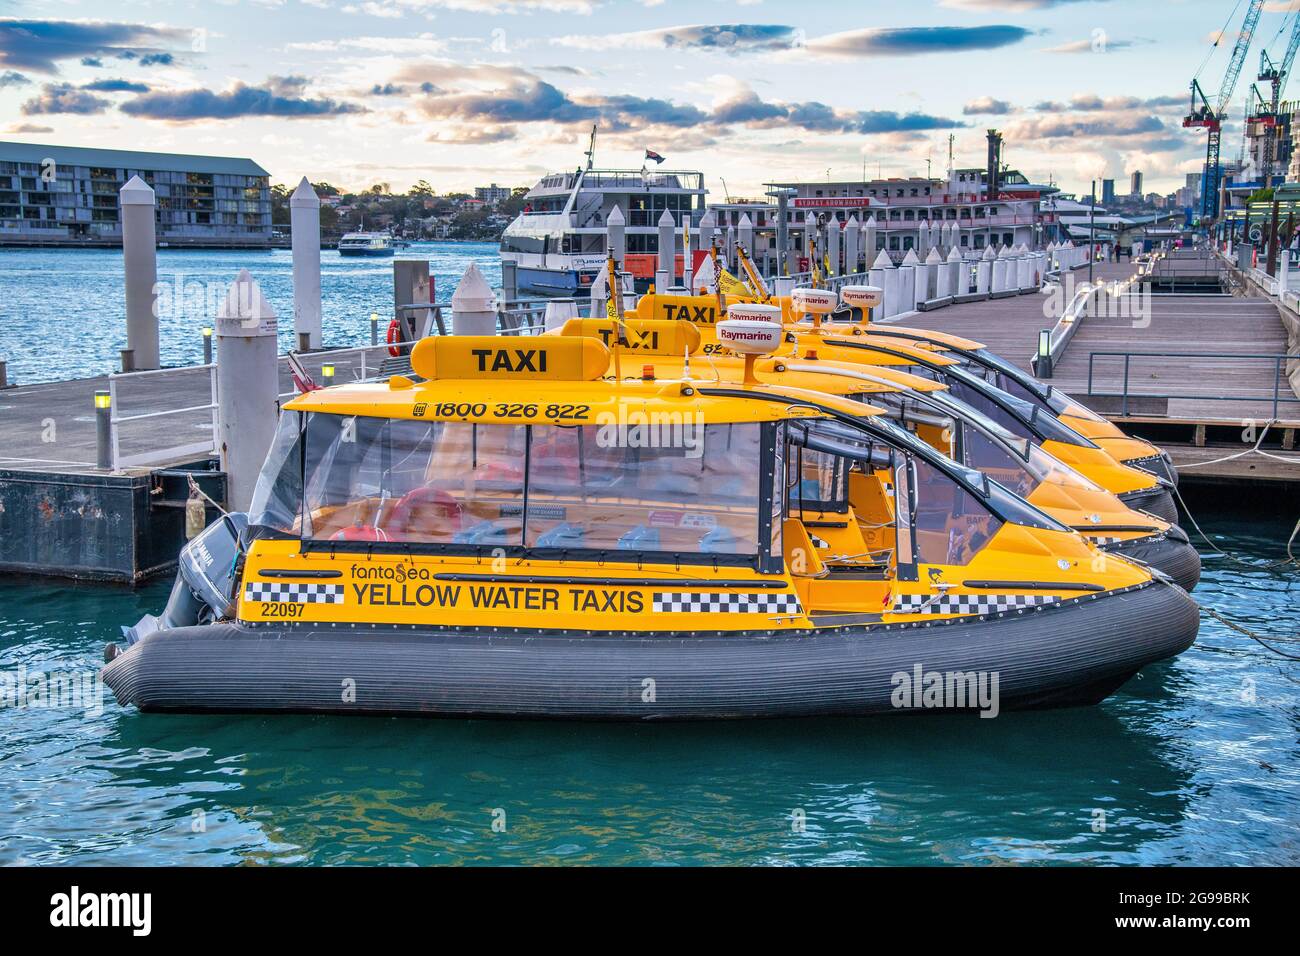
[[1185, 0, 1265, 222], [1256, 12, 1300, 183]]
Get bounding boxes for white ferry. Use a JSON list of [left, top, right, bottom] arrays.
[[500, 132, 706, 294], [337, 232, 395, 257]]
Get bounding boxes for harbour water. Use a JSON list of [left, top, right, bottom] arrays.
[[0, 242, 501, 386], [1, 488, 1296, 866]]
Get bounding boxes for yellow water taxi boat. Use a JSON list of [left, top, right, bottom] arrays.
[[630, 291, 1179, 524], [560, 316, 1198, 590], [103, 332, 1197, 719]]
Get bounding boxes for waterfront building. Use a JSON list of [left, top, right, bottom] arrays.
[[474, 183, 513, 205], [0, 141, 271, 247], [1102, 179, 1116, 205], [1130, 170, 1144, 197], [765, 166, 1050, 256]]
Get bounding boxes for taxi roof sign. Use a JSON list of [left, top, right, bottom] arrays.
[[560, 318, 702, 356], [410, 335, 611, 381]]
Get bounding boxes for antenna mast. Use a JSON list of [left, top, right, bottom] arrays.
[[584, 124, 597, 170]]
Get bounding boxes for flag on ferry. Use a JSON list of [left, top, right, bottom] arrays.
[[645, 149, 666, 165]]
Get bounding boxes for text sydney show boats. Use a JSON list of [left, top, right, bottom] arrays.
[[102, 301, 1198, 719]]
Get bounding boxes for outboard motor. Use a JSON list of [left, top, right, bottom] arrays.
[[116, 513, 249, 650]]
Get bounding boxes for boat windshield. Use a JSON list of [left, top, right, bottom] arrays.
[[248, 410, 778, 568], [910, 363, 1095, 448]]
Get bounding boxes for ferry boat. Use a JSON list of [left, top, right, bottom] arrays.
[[557, 316, 1199, 591], [338, 232, 395, 257], [499, 134, 703, 295], [102, 331, 1197, 719]]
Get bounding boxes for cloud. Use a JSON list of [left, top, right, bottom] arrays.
[[120, 79, 365, 120], [81, 78, 150, 93], [1033, 94, 1183, 112], [1042, 37, 1144, 54], [805, 24, 1033, 57], [1, 69, 30, 88], [4, 122, 54, 133], [21, 82, 111, 115], [963, 96, 1015, 115], [940, 0, 1094, 9], [286, 34, 446, 54], [553, 23, 797, 53], [350, 0, 597, 14], [0, 18, 191, 73], [412, 71, 962, 136], [1005, 113, 1168, 139]]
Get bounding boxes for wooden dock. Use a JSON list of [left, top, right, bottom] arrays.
[[887, 259, 1300, 483]]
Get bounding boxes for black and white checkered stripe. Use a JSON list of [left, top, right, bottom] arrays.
[[892, 592, 1063, 615], [244, 582, 345, 604], [1087, 535, 1123, 546], [653, 591, 803, 615], [809, 533, 830, 548]]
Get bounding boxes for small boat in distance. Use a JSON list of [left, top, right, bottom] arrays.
[[338, 232, 395, 256]]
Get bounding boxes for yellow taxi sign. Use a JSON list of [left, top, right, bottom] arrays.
[[410, 335, 611, 381], [560, 318, 702, 356], [633, 293, 723, 327]]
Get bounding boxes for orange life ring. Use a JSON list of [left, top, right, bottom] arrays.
[[386, 318, 402, 357]]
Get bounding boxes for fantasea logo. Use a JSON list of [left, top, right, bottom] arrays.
[[50, 886, 152, 936]]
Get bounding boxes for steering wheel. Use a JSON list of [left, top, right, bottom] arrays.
[[383, 487, 465, 538]]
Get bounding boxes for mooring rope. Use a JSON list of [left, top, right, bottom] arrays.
[[1169, 475, 1300, 571], [1202, 607, 1300, 661]]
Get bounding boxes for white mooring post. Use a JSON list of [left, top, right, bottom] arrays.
[[976, 245, 994, 294], [826, 215, 841, 277], [947, 246, 964, 296], [216, 269, 278, 512], [844, 214, 860, 276], [869, 249, 898, 317], [696, 210, 716, 292], [451, 263, 497, 335], [737, 212, 754, 271], [927, 246, 946, 300], [289, 177, 323, 350], [657, 208, 675, 282], [606, 204, 626, 262], [120, 175, 160, 370], [899, 247, 920, 310]]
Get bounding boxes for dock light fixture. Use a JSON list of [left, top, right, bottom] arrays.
[[1036, 329, 1053, 379], [370, 312, 380, 346], [202, 326, 213, 365], [94, 390, 112, 470], [321, 363, 335, 385]]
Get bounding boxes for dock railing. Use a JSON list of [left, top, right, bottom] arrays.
[[1086, 350, 1300, 420], [107, 363, 220, 472]]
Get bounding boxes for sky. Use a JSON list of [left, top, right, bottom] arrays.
[[2, 0, 1298, 199]]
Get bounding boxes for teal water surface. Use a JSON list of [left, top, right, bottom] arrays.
[[0, 491, 1297, 866], [0, 243, 501, 385]]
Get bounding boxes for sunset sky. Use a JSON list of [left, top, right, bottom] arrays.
[[3, 0, 1298, 198]]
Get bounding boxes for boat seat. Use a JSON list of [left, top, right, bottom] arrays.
[[782, 518, 826, 577]]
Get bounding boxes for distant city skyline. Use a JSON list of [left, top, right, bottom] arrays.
[[2, 0, 1294, 199]]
